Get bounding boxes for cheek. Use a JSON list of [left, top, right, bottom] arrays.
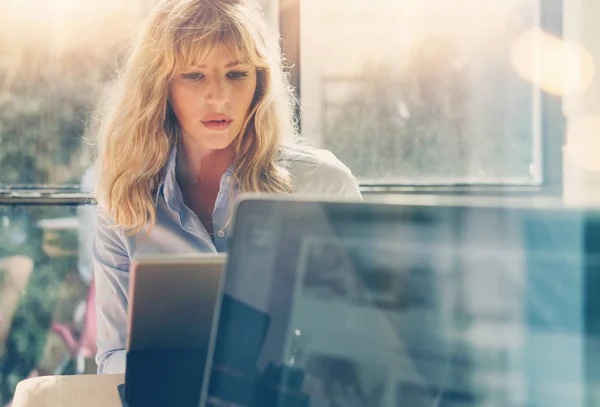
[[170, 87, 200, 120]]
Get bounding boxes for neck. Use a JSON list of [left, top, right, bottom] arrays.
[[176, 142, 235, 188]]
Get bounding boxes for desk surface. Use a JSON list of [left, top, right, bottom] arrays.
[[12, 374, 124, 407]]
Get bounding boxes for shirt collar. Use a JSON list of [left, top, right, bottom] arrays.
[[154, 146, 236, 207]]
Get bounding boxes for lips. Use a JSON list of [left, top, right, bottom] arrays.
[[201, 115, 233, 131], [202, 120, 232, 131]]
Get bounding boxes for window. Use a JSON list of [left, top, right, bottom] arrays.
[[0, 0, 153, 186], [300, 0, 553, 186]]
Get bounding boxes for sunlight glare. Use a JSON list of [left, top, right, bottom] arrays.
[[0, 0, 140, 54], [0, 0, 143, 87], [510, 27, 595, 96], [565, 115, 600, 172]]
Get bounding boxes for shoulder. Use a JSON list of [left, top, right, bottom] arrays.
[[283, 146, 362, 200]]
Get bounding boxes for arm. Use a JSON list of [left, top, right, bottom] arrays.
[[93, 213, 131, 374]]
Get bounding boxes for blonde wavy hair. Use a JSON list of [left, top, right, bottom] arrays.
[[95, 0, 299, 234]]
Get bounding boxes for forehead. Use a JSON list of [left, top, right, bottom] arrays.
[[173, 36, 254, 72], [194, 46, 249, 67]]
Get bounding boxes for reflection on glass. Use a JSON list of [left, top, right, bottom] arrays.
[[209, 200, 597, 407]]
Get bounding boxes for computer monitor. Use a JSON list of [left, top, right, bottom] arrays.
[[202, 196, 600, 407]]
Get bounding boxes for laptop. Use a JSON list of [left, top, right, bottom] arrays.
[[124, 254, 226, 407], [200, 196, 600, 407]]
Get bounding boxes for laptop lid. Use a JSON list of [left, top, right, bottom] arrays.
[[127, 254, 226, 352], [201, 196, 600, 407], [126, 254, 226, 406]]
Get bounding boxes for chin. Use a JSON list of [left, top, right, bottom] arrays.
[[200, 134, 237, 151]]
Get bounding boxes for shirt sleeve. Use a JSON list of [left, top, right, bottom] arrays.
[[314, 150, 363, 200], [93, 212, 131, 374]]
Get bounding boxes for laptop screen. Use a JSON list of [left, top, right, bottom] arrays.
[[204, 198, 600, 407]]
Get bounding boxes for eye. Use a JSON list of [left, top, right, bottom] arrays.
[[181, 72, 204, 81], [227, 71, 249, 80]]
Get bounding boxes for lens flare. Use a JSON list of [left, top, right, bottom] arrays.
[[510, 27, 595, 96]]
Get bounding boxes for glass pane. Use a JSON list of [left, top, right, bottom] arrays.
[[300, 0, 542, 184], [0, 203, 97, 404], [0, 0, 155, 186]]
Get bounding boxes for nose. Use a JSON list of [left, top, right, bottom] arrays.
[[205, 77, 229, 105]]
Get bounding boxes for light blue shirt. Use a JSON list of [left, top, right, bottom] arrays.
[[93, 146, 362, 374]]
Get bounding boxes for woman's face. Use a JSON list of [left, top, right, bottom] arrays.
[[169, 45, 258, 152]]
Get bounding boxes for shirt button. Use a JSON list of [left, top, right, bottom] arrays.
[[217, 230, 226, 238]]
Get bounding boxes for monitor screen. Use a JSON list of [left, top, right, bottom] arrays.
[[205, 198, 600, 407]]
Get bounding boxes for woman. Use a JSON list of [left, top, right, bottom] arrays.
[[93, 0, 361, 374]]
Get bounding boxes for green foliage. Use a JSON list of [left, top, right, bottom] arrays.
[[0, 205, 79, 404]]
